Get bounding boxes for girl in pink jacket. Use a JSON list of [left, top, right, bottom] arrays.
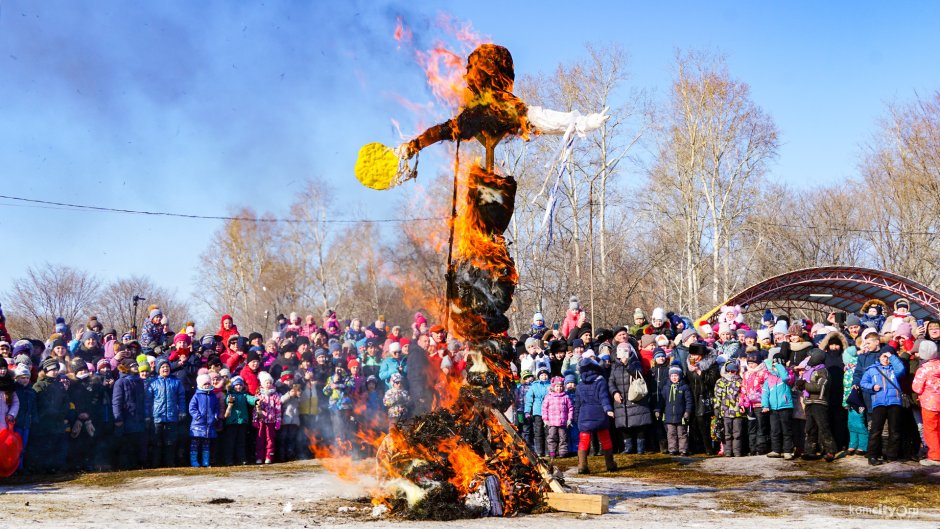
[[913, 340, 940, 466], [542, 376, 574, 458]]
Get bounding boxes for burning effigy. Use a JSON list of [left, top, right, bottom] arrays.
[[354, 41, 606, 519]]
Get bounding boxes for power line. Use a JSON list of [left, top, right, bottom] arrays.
[[0, 194, 446, 224]]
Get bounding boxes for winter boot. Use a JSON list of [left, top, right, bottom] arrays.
[[622, 437, 634, 454], [201, 448, 211, 468], [190, 449, 200, 468], [602, 449, 618, 472], [636, 438, 646, 455], [577, 450, 590, 474]]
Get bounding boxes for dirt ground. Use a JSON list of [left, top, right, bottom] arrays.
[[0, 454, 937, 529]]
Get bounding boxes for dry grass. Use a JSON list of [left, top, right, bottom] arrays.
[[805, 475, 940, 509], [555, 453, 756, 488], [715, 494, 783, 517]]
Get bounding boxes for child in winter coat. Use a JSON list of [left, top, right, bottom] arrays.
[[564, 374, 579, 454], [254, 371, 282, 464], [740, 351, 769, 455], [324, 366, 355, 448], [524, 367, 551, 456], [714, 361, 745, 457], [912, 340, 940, 466], [541, 376, 574, 458], [795, 350, 838, 461], [515, 371, 535, 450], [659, 366, 693, 455], [842, 342, 868, 455], [223, 376, 256, 465], [383, 373, 410, 424], [188, 373, 220, 467], [278, 382, 301, 462], [860, 350, 906, 465], [761, 356, 794, 459], [12, 364, 36, 470]]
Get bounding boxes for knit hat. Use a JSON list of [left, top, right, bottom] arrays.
[[564, 374, 577, 386], [155, 358, 169, 372], [680, 329, 697, 343], [744, 329, 758, 339], [896, 298, 910, 310], [13, 354, 31, 367], [895, 322, 913, 339], [640, 335, 656, 348], [520, 370, 533, 380], [717, 323, 731, 335], [762, 309, 775, 323], [569, 297, 581, 311], [13, 364, 30, 378], [787, 323, 803, 336], [550, 376, 564, 386], [230, 376, 246, 388], [918, 340, 938, 361], [746, 353, 761, 364], [571, 338, 584, 348], [347, 358, 360, 369], [845, 314, 862, 328], [653, 349, 666, 359], [524, 337, 540, 349], [533, 312, 544, 323], [314, 348, 329, 358], [388, 342, 402, 353], [861, 328, 879, 341], [173, 333, 192, 347], [651, 308, 665, 321], [756, 329, 772, 341], [633, 308, 645, 319], [258, 371, 273, 385], [390, 372, 403, 383], [96, 358, 110, 372], [196, 373, 211, 388], [581, 349, 596, 359], [149, 308, 162, 320], [41, 357, 59, 373], [725, 360, 740, 372], [329, 340, 342, 352], [668, 366, 683, 376], [773, 320, 789, 335], [246, 351, 261, 364], [698, 324, 714, 336]]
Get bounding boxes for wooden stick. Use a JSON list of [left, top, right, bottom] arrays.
[[487, 407, 566, 494]]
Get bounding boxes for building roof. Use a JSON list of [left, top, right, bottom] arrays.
[[716, 266, 940, 321]]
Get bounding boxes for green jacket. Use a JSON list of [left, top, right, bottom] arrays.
[[224, 390, 257, 425]]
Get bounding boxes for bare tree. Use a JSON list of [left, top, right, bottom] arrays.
[[94, 276, 193, 335], [4, 263, 101, 339]]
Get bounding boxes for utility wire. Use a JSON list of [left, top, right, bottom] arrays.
[[0, 194, 446, 224]]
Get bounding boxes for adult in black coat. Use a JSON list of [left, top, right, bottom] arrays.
[[608, 347, 653, 454], [682, 343, 719, 455], [819, 331, 848, 450], [405, 343, 434, 416]]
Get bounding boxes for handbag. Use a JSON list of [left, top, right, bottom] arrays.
[[699, 396, 714, 415], [881, 369, 911, 409], [846, 386, 865, 409], [627, 373, 648, 402]]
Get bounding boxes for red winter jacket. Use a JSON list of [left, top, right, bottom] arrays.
[[217, 314, 240, 345]]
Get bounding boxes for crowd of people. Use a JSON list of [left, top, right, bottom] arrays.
[[0, 294, 938, 478]]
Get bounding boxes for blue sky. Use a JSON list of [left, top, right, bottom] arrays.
[[1, 1, 939, 307]]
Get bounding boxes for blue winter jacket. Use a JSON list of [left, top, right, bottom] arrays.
[[112, 373, 146, 433], [188, 389, 220, 438], [573, 360, 613, 432], [860, 355, 907, 409], [146, 375, 186, 423], [760, 361, 793, 411], [660, 381, 693, 424], [524, 379, 550, 417], [378, 357, 406, 387], [13, 385, 37, 430]]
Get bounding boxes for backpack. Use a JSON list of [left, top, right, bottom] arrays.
[[627, 373, 648, 402]]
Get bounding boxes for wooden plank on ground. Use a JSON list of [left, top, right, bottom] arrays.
[[545, 492, 609, 515]]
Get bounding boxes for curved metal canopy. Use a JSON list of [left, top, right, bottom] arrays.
[[705, 266, 940, 321]]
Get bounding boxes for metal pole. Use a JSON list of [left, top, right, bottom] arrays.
[[589, 181, 595, 327]]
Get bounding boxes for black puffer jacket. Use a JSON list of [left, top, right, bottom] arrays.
[[608, 357, 652, 428]]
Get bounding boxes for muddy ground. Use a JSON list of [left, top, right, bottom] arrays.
[[0, 454, 937, 528]]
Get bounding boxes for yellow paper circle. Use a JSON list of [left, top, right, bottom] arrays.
[[354, 142, 399, 190]]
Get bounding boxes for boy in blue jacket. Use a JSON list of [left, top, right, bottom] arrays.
[[860, 350, 906, 465], [524, 367, 551, 456], [659, 366, 693, 455]]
